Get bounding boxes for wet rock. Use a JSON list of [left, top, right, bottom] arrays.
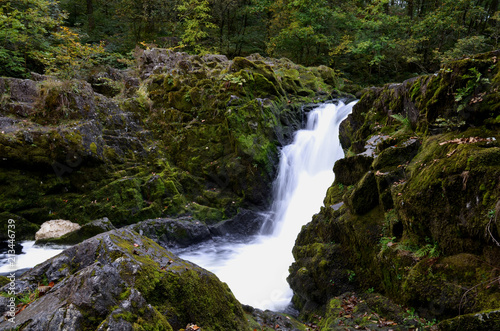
[[209, 209, 266, 237], [243, 305, 305, 331], [126, 217, 212, 248], [0, 228, 249, 331], [437, 308, 500, 331]]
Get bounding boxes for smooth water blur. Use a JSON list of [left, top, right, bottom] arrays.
[[177, 101, 355, 311], [0, 241, 67, 276]]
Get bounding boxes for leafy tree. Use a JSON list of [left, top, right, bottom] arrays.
[[0, 0, 65, 77], [266, 0, 334, 65], [43, 26, 106, 79], [177, 0, 217, 53]]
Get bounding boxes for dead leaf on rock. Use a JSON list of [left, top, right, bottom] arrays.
[[439, 137, 495, 145], [185, 323, 200, 331]]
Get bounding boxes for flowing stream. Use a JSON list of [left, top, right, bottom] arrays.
[[176, 100, 355, 311]]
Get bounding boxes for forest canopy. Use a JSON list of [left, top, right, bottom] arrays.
[[1, 0, 499, 84]]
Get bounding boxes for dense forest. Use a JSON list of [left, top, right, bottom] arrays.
[[1, 0, 499, 84]]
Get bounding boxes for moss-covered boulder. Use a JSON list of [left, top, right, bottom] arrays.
[[333, 155, 373, 186], [0, 228, 249, 330], [288, 50, 500, 325], [0, 49, 347, 236]]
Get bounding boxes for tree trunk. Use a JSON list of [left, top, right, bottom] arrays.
[[87, 0, 95, 33], [407, 0, 414, 19]]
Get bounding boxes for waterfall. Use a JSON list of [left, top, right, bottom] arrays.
[[178, 100, 355, 311]]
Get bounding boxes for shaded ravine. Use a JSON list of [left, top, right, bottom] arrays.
[[176, 100, 355, 311]]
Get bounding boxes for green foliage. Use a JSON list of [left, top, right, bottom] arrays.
[[414, 242, 440, 258], [455, 67, 490, 103], [177, 0, 217, 54], [2, 0, 498, 85], [347, 270, 356, 282], [222, 74, 246, 86], [266, 0, 333, 65], [390, 114, 412, 134], [440, 36, 490, 64], [0, 0, 64, 77], [379, 236, 396, 252], [43, 27, 106, 79]]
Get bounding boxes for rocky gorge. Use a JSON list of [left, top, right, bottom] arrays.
[[288, 50, 500, 330], [0, 49, 499, 330]]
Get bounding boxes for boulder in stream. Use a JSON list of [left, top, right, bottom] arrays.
[[35, 217, 116, 245], [0, 228, 250, 330], [34, 220, 81, 241]]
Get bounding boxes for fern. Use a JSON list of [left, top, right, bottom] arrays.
[[390, 114, 412, 133]]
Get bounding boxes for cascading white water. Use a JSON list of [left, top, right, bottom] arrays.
[[177, 100, 355, 311]]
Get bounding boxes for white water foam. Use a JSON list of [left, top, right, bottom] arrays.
[[0, 241, 67, 275]]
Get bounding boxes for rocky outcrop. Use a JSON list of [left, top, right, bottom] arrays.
[[288, 50, 500, 329], [0, 228, 250, 330], [0, 49, 348, 238]]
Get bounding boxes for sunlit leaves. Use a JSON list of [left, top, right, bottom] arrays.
[[44, 27, 106, 79], [177, 0, 217, 54], [0, 0, 64, 77]]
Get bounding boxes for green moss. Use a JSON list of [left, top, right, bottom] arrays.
[[0, 276, 9, 287], [90, 142, 98, 154], [438, 309, 500, 331], [191, 203, 223, 224], [105, 231, 249, 331]]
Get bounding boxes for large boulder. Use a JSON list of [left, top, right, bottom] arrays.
[[126, 217, 212, 248], [0, 228, 250, 330]]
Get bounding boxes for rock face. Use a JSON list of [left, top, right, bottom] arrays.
[[288, 50, 500, 329], [0, 228, 250, 330], [0, 49, 348, 239], [34, 220, 81, 240]]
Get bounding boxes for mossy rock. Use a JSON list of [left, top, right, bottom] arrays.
[[438, 308, 500, 331], [333, 155, 373, 186], [345, 171, 379, 215], [402, 253, 500, 319], [0, 49, 344, 232], [0, 228, 250, 330], [318, 292, 422, 330], [0, 212, 39, 240], [288, 50, 500, 326], [371, 138, 421, 171]]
